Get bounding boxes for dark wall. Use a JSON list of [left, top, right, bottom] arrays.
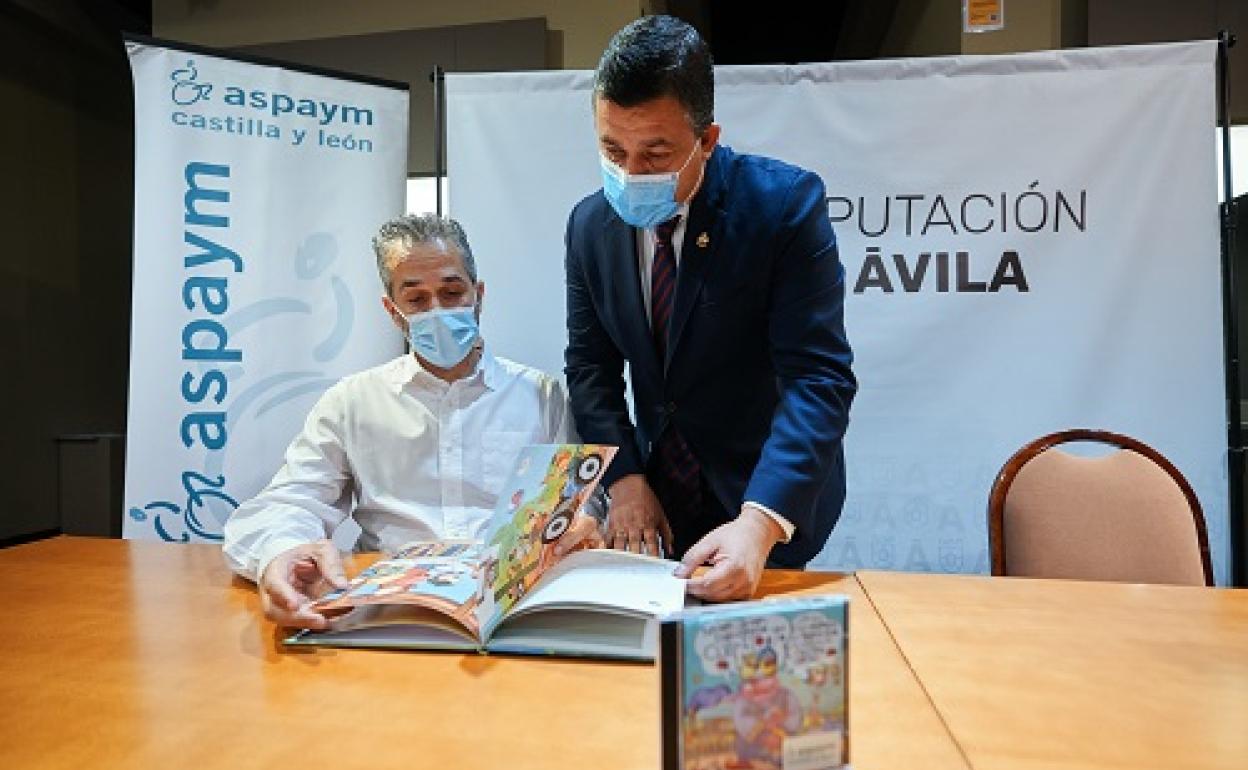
[[1089, 0, 1248, 122], [665, 0, 919, 64], [0, 1, 142, 541], [236, 19, 549, 177]]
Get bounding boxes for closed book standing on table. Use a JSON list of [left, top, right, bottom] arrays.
[[660, 595, 850, 770]]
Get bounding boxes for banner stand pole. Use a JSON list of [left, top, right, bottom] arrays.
[[1217, 31, 1245, 586], [432, 65, 446, 217]]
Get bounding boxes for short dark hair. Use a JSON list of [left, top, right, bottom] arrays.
[[594, 15, 714, 134], [372, 214, 477, 294]]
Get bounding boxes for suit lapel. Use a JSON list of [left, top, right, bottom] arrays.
[[666, 146, 729, 370], [602, 213, 661, 377]]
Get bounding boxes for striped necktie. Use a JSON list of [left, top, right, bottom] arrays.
[[647, 215, 704, 536], [650, 215, 681, 356]]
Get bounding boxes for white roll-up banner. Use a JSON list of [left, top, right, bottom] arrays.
[[123, 39, 408, 543], [446, 41, 1231, 582]]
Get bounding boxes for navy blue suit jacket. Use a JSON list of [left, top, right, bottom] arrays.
[[564, 145, 856, 567]]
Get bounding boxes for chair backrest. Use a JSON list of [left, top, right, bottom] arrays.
[[988, 429, 1213, 586]]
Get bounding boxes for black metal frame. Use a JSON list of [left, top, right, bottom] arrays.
[[122, 33, 410, 91], [1217, 32, 1246, 586], [431, 65, 446, 216]]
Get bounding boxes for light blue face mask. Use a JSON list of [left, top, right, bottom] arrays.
[[600, 143, 700, 228], [406, 306, 480, 369]]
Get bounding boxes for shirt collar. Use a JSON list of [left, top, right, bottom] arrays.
[[389, 347, 500, 392], [479, 349, 502, 390]]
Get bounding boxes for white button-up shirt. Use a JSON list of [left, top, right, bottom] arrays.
[[223, 351, 572, 581]]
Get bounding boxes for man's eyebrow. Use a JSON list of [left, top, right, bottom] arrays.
[[399, 274, 468, 288], [599, 137, 675, 151]]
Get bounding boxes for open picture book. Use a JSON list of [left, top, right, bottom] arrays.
[[286, 444, 691, 661]]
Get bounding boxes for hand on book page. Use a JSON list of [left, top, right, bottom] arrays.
[[675, 506, 786, 602], [261, 539, 351, 630], [312, 540, 489, 637]]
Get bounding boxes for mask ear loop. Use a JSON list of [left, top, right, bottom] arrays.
[[676, 139, 701, 175], [385, 297, 413, 352], [680, 138, 710, 204]]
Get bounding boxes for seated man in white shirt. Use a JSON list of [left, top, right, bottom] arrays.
[[224, 214, 596, 629]]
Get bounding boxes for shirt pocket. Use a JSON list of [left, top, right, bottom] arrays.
[[481, 430, 534, 497]]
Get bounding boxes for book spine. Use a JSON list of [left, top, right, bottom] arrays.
[[658, 618, 682, 770], [842, 601, 851, 767]]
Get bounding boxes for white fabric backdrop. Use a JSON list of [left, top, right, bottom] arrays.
[[447, 41, 1230, 583], [124, 42, 408, 542]]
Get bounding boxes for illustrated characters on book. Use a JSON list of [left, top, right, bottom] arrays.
[[483, 445, 606, 617], [683, 609, 845, 770], [318, 541, 488, 618]]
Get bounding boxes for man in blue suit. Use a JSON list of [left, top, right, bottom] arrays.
[[564, 15, 856, 601]]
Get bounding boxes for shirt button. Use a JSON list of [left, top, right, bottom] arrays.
[[664, 402, 677, 415]]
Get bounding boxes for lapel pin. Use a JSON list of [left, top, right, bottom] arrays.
[[696, 232, 710, 248]]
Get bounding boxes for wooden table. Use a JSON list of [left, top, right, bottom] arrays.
[[0, 537, 965, 770], [9, 539, 1242, 769], [858, 570, 1248, 770]]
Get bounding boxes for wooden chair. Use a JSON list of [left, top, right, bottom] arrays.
[[988, 429, 1213, 586]]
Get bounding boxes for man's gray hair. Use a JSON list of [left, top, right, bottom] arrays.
[[371, 214, 478, 293]]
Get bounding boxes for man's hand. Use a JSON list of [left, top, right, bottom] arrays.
[[604, 474, 674, 557], [552, 512, 607, 558], [259, 540, 350, 630], [674, 506, 784, 601]]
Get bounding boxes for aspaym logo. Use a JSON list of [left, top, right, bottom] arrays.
[[129, 471, 238, 543], [170, 60, 212, 106], [166, 57, 375, 127]]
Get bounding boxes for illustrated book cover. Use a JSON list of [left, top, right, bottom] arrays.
[[659, 595, 849, 769]]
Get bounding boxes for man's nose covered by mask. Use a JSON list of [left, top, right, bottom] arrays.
[[599, 143, 700, 228], [406, 306, 480, 368]]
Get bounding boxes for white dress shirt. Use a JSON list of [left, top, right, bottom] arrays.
[[222, 350, 572, 581], [634, 206, 795, 542]]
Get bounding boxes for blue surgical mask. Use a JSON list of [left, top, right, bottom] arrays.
[[600, 143, 700, 228], [406, 306, 480, 368]]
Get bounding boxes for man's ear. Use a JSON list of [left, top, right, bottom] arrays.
[[381, 295, 405, 333], [701, 123, 722, 155], [474, 281, 486, 320]]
